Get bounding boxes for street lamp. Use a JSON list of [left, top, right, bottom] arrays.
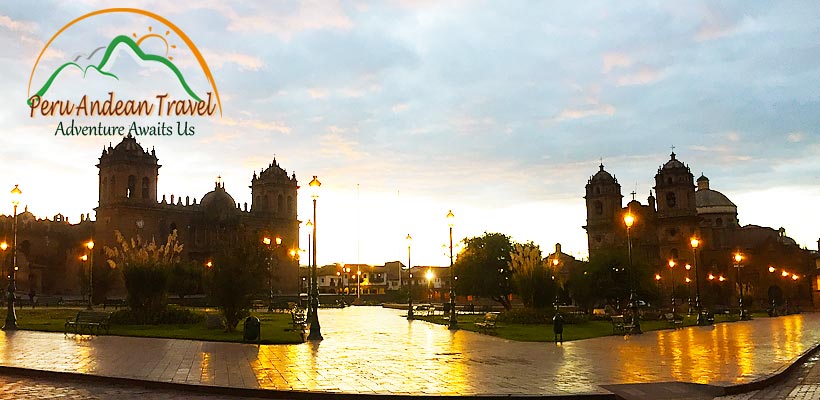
[[306, 176, 322, 341], [262, 236, 282, 312], [691, 237, 707, 326], [446, 210, 457, 330], [734, 252, 748, 320], [85, 240, 94, 310], [3, 185, 22, 330], [406, 234, 414, 320], [623, 212, 641, 334], [668, 259, 676, 314], [305, 220, 313, 315], [425, 268, 434, 303]]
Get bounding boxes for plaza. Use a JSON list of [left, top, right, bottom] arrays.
[[1, 307, 819, 398]]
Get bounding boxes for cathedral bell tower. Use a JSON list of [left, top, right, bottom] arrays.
[[97, 134, 160, 207], [584, 163, 623, 254], [653, 152, 698, 261]]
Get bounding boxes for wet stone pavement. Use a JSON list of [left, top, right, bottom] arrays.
[[0, 307, 819, 397]]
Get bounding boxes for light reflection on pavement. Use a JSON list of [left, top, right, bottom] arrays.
[[0, 307, 819, 396]]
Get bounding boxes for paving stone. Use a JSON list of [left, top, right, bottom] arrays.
[[0, 308, 819, 397]]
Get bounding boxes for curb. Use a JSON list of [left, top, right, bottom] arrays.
[[0, 364, 615, 399], [720, 340, 820, 396]]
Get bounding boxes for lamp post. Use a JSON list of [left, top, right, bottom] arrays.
[[446, 210, 457, 330], [734, 252, 748, 320], [406, 234, 414, 320], [425, 269, 434, 303], [305, 220, 312, 316], [306, 176, 322, 341], [84, 240, 94, 310], [552, 258, 561, 312], [691, 237, 707, 325], [4, 185, 22, 330], [262, 236, 282, 312], [356, 269, 361, 298], [623, 212, 641, 334], [668, 259, 676, 314]]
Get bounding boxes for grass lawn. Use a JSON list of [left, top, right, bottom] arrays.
[[415, 311, 771, 342], [13, 307, 304, 344]]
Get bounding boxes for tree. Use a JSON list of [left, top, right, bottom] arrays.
[[452, 232, 513, 310], [104, 231, 183, 319], [508, 242, 556, 308], [205, 238, 266, 331], [169, 260, 204, 299]]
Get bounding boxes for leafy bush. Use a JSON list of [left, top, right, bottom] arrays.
[[497, 308, 554, 324], [110, 306, 205, 325]]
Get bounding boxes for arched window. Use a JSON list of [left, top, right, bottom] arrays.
[[594, 200, 603, 215], [666, 192, 676, 207], [671, 248, 679, 258], [287, 196, 294, 215], [142, 177, 150, 199], [102, 177, 108, 200], [264, 195, 270, 210], [110, 176, 117, 198], [277, 194, 284, 213], [169, 222, 177, 235], [595, 187, 600, 195], [127, 175, 136, 199]]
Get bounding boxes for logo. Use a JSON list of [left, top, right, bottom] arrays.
[[27, 8, 222, 137]]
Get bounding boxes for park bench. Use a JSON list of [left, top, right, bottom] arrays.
[[414, 304, 436, 316], [611, 315, 635, 334], [474, 313, 498, 335], [36, 296, 62, 307], [64, 310, 112, 335], [102, 299, 126, 309], [665, 313, 683, 329]]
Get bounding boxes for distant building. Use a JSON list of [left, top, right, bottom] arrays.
[[0, 134, 302, 298], [584, 152, 816, 308]]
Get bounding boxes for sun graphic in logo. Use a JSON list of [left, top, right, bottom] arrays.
[[133, 26, 177, 61]]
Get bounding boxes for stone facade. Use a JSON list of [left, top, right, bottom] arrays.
[[584, 152, 816, 308], [0, 134, 301, 298]]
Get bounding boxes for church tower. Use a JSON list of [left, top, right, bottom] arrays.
[[653, 152, 699, 262], [250, 158, 298, 219], [97, 134, 160, 207], [584, 163, 623, 254]]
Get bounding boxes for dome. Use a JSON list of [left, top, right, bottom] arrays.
[[590, 163, 617, 183], [696, 188, 737, 214], [113, 134, 145, 154], [662, 152, 685, 169], [200, 182, 237, 212]]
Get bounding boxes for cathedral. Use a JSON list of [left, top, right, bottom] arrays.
[[584, 152, 816, 308], [0, 134, 301, 298]]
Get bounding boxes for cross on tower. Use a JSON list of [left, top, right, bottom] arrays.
[[631, 190, 636, 201]]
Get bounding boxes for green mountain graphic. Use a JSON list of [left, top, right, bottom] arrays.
[[28, 35, 202, 106]]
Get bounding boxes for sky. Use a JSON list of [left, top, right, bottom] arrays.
[[0, 1, 818, 268]]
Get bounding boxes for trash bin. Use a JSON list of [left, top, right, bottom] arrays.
[[243, 316, 260, 342]]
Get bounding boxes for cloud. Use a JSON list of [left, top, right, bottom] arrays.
[[602, 52, 631, 73], [554, 104, 615, 121], [202, 50, 264, 71], [391, 103, 408, 113], [319, 126, 367, 160], [615, 67, 663, 86], [787, 132, 804, 143], [0, 14, 36, 34], [215, 117, 291, 134], [222, 1, 353, 40]]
